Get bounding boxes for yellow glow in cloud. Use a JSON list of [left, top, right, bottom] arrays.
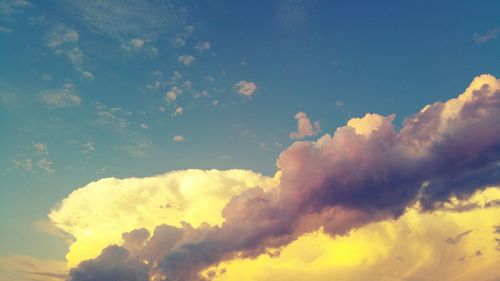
[[203, 187, 500, 281], [48, 169, 280, 268]]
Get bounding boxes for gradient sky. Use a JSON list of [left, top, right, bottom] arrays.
[[1, 1, 500, 281]]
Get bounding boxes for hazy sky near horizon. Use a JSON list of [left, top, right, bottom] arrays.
[[1, 1, 500, 281]]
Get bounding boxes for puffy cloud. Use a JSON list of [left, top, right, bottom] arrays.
[[172, 135, 185, 142], [48, 169, 280, 267], [177, 55, 195, 66], [234, 81, 257, 97], [289, 112, 321, 139], [68, 246, 149, 281], [165, 87, 182, 103], [195, 41, 211, 53], [171, 106, 183, 117], [50, 74, 500, 281], [40, 84, 81, 108]]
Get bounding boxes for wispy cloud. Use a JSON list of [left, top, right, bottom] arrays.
[[39, 83, 81, 108], [61, 0, 186, 41], [474, 27, 500, 44]]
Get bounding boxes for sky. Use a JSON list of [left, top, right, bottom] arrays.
[[0, 1, 500, 281]]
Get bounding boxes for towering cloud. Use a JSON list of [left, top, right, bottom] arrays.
[[64, 74, 499, 281]]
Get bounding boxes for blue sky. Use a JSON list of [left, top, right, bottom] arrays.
[[1, 0, 499, 267]]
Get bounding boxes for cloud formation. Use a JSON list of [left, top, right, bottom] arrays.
[[234, 81, 257, 97], [40, 83, 81, 108], [54, 74, 500, 281], [289, 112, 320, 139]]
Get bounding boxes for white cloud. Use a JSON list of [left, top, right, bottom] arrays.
[[81, 70, 95, 81], [172, 135, 185, 142], [194, 41, 210, 52], [289, 112, 321, 139], [165, 86, 182, 103], [122, 37, 145, 51], [234, 80, 257, 97], [140, 123, 148, 129], [0, 0, 33, 16], [0, 26, 13, 32], [177, 55, 195, 66], [171, 106, 183, 117], [81, 141, 95, 154], [46, 25, 79, 48], [40, 84, 81, 108], [474, 27, 500, 44]]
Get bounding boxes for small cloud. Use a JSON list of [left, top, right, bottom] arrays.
[[234, 80, 257, 98], [165, 86, 182, 103], [171, 106, 183, 117], [212, 100, 219, 107], [474, 27, 500, 44], [177, 55, 195, 66], [220, 154, 231, 161], [0, 0, 33, 17], [46, 25, 79, 48], [81, 70, 95, 81], [205, 75, 215, 83], [140, 123, 148, 129], [0, 26, 13, 33], [42, 74, 53, 81], [335, 100, 344, 108], [173, 135, 185, 142], [289, 112, 321, 139], [122, 38, 145, 51], [81, 141, 95, 154], [194, 41, 210, 52], [40, 84, 81, 108]]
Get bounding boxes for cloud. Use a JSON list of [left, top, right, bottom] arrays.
[[234, 81, 257, 97], [0, 25, 13, 32], [45, 25, 94, 79], [177, 55, 195, 66], [173, 135, 185, 142], [40, 83, 81, 108], [0, 0, 33, 17], [46, 25, 80, 48], [165, 86, 182, 103], [171, 106, 183, 117], [0, 255, 67, 281], [68, 245, 148, 281], [289, 112, 321, 139], [474, 27, 500, 44], [61, 0, 186, 41], [47, 169, 279, 267], [50, 74, 500, 281], [195, 41, 211, 53]]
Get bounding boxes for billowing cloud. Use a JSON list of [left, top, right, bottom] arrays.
[[289, 112, 320, 139], [234, 81, 257, 97], [51, 74, 500, 281], [48, 169, 280, 267]]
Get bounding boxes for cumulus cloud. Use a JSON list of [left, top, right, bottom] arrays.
[[177, 55, 195, 66], [51, 74, 500, 281], [40, 83, 81, 108], [165, 86, 182, 103], [48, 169, 279, 267], [234, 81, 257, 97], [289, 112, 320, 139], [172, 135, 185, 142]]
